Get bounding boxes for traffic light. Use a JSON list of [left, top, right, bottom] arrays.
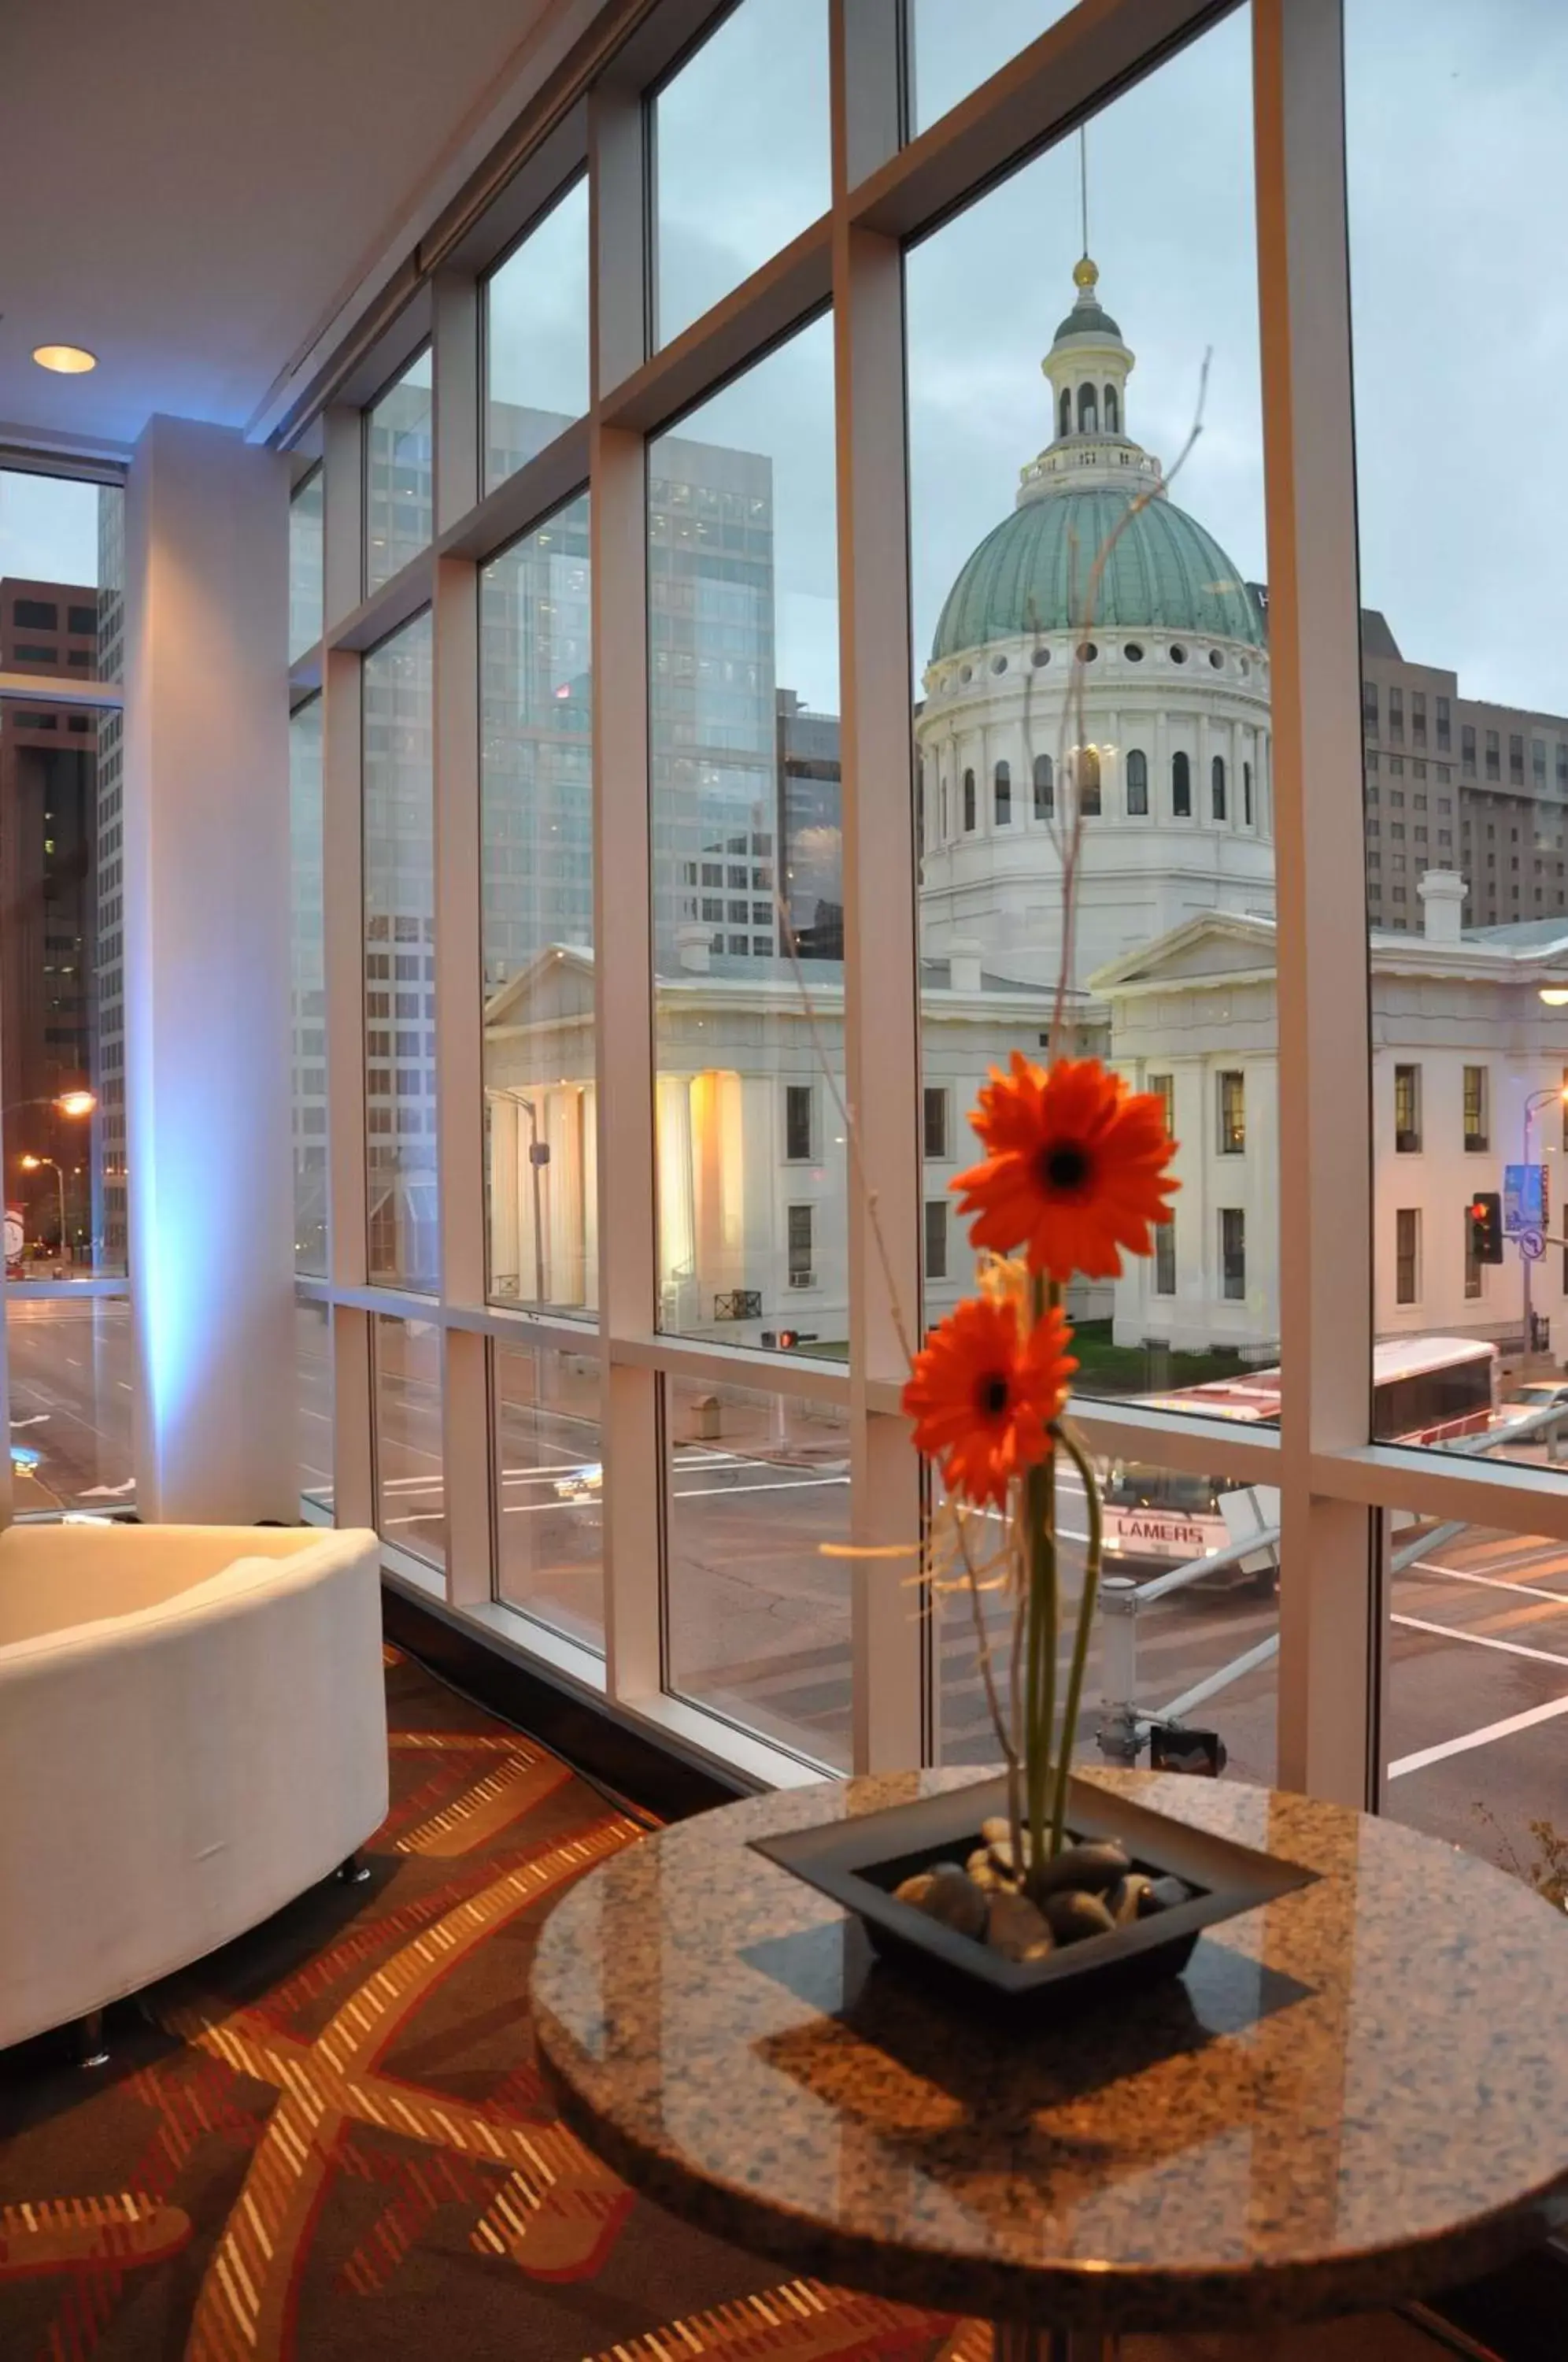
[[776, 1328, 799, 1351], [1468, 1191, 1503, 1264]]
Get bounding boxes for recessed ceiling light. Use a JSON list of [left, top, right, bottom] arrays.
[[32, 344, 97, 375]]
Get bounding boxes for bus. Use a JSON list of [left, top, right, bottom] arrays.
[[1100, 1335, 1500, 1575]]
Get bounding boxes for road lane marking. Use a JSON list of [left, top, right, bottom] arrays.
[[1389, 1690, 1568, 1779], [1403, 1559, 1568, 1604], [672, 1476, 851, 1501], [1392, 1612, 1568, 1670]]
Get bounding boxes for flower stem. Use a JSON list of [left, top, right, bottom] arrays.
[[1023, 1275, 1060, 1879], [1050, 1421, 1104, 1858]]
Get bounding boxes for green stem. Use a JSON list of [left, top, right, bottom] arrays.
[[1050, 1422, 1104, 1858], [1023, 1276, 1060, 1879]]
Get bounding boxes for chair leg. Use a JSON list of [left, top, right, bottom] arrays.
[[337, 1852, 372, 1885], [75, 2008, 109, 2068]]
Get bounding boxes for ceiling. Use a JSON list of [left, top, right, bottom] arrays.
[[0, 0, 583, 457]]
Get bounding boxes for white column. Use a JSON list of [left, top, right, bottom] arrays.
[[123, 416, 294, 1521]]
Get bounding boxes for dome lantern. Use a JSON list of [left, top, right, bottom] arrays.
[[1041, 256, 1134, 451]]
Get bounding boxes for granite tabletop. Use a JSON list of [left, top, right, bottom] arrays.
[[530, 1769, 1568, 2335]]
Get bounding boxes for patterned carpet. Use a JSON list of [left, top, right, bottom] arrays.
[[0, 1645, 963, 2362]]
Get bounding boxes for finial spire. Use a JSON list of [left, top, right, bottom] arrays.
[[1078, 125, 1089, 263]]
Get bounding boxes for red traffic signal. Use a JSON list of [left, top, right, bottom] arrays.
[[1467, 1192, 1503, 1264]]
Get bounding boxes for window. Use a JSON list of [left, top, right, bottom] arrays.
[[1153, 1217, 1176, 1296], [785, 1083, 815, 1162], [484, 176, 590, 491], [924, 1198, 949, 1281], [1436, 694, 1451, 751], [1395, 1209, 1419, 1306], [1075, 745, 1101, 816], [1411, 690, 1426, 745], [787, 1202, 814, 1286], [1461, 724, 1476, 776], [1463, 1066, 1488, 1153], [1219, 1208, 1246, 1300], [480, 497, 593, 1309], [1466, 1207, 1484, 1301], [1171, 749, 1191, 815], [374, 1316, 446, 1568], [963, 767, 976, 830], [993, 758, 1011, 824], [1217, 1070, 1245, 1154], [1243, 759, 1253, 824], [653, 0, 830, 347], [1149, 1072, 1175, 1137], [1211, 753, 1226, 819], [1485, 729, 1500, 781], [288, 467, 323, 661], [494, 1344, 603, 1649], [1362, 680, 1378, 732], [290, 699, 327, 1274], [364, 351, 433, 600], [1388, 686, 1403, 739], [1393, 1063, 1420, 1152], [363, 612, 437, 1290], [1510, 732, 1525, 784], [1034, 751, 1053, 819], [1126, 747, 1148, 815], [923, 1085, 949, 1161]]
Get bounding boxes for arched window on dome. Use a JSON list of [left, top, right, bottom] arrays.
[[1076, 746, 1101, 818], [1077, 382, 1098, 435], [1244, 761, 1254, 826], [1211, 754, 1227, 820], [1034, 752, 1053, 820], [916, 757, 926, 852], [1126, 748, 1148, 816], [941, 774, 949, 841], [1104, 384, 1119, 434], [994, 760, 1011, 825], [963, 768, 976, 832], [1058, 387, 1071, 439], [1172, 750, 1192, 816]]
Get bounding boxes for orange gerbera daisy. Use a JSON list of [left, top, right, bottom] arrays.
[[952, 1052, 1178, 1281], [902, 1294, 1077, 1509]]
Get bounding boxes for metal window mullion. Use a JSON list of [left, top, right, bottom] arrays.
[[832, 0, 924, 1773], [590, 75, 661, 1702], [1254, 0, 1378, 1808]]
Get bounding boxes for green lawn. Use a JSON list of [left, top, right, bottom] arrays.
[[785, 1323, 1251, 1398]]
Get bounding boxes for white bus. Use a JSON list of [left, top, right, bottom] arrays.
[[1100, 1335, 1500, 1575]]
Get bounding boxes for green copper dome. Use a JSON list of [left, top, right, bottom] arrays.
[[930, 486, 1264, 662]]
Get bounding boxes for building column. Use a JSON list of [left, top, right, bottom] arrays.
[[123, 415, 294, 1522]]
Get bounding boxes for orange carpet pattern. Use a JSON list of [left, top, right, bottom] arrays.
[[0, 1645, 963, 2362]]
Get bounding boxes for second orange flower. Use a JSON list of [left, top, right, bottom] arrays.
[[952, 1053, 1178, 1281]]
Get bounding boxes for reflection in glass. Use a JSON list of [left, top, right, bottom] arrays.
[[3, 1297, 134, 1512], [365, 350, 433, 594], [664, 1375, 850, 1767], [494, 1342, 604, 1649], [908, 13, 1271, 1405], [296, 1297, 334, 1511], [373, 1312, 445, 1568], [290, 698, 327, 1275], [289, 467, 324, 658], [648, 318, 845, 1349], [485, 179, 590, 491], [363, 613, 438, 1290], [653, 0, 829, 348], [940, 1449, 1278, 1783], [910, 0, 1074, 137], [480, 499, 594, 1310]]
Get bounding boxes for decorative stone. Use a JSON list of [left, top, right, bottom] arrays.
[[1107, 1873, 1156, 1926], [919, 1865, 990, 1941], [985, 1890, 1054, 1963], [1028, 1840, 1131, 1901], [978, 1816, 1015, 1850], [1041, 1888, 1118, 1946], [893, 1871, 937, 1910], [1142, 1874, 1198, 1914], [965, 1848, 1015, 1894]]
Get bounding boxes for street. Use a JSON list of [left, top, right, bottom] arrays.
[[7, 1294, 1568, 1882]]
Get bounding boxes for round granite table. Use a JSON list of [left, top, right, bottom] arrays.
[[531, 1768, 1568, 2360]]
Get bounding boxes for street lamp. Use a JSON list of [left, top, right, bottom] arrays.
[[1519, 1086, 1568, 1360], [1, 1089, 96, 1123], [18, 1154, 67, 1262]]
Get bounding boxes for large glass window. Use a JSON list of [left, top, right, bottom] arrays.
[[909, 2, 1074, 138], [288, 467, 324, 659], [480, 498, 594, 1310], [649, 315, 845, 1350], [289, 698, 327, 1275], [364, 350, 433, 595], [493, 1341, 603, 1649], [652, 0, 830, 349], [363, 611, 437, 1290], [908, 13, 1272, 1402], [373, 1312, 445, 1568], [296, 1297, 334, 1514], [5, 1298, 135, 1513], [664, 1374, 850, 1768], [485, 179, 590, 491]]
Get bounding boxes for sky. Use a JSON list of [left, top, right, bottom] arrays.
[[9, 0, 1568, 720]]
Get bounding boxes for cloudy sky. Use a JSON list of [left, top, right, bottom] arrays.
[[7, 0, 1567, 723]]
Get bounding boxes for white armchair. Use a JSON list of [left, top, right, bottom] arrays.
[[0, 1522, 387, 2054]]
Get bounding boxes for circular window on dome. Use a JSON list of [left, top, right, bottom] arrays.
[[1209, 649, 1225, 670], [990, 653, 1008, 675], [1124, 642, 1145, 663], [1076, 641, 1098, 664], [960, 663, 973, 683], [1030, 646, 1051, 668], [1169, 643, 1188, 665]]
